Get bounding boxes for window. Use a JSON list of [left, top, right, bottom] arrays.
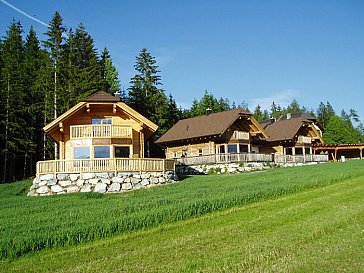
[[198, 149, 203, 156], [74, 147, 90, 159], [305, 148, 311, 155], [228, 144, 237, 153], [295, 148, 303, 155], [114, 146, 130, 158], [286, 148, 293, 155], [219, 145, 225, 154], [94, 146, 110, 158], [239, 144, 249, 153], [92, 118, 112, 124]]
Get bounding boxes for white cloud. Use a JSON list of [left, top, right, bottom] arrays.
[[249, 89, 301, 111]]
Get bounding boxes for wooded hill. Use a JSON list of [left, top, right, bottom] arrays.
[[1, 12, 363, 182]]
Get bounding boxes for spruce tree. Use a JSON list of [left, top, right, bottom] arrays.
[[0, 21, 26, 181], [100, 47, 121, 94]]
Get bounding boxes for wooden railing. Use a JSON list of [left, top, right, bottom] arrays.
[[297, 135, 312, 144], [176, 153, 273, 165], [275, 154, 329, 164], [70, 125, 132, 139], [37, 158, 175, 175]]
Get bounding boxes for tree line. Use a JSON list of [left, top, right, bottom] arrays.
[[0, 12, 362, 182]]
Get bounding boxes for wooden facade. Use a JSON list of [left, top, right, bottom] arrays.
[[156, 109, 268, 160], [260, 114, 324, 156], [37, 91, 175, 175]]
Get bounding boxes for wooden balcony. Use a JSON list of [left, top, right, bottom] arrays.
[[36, 158, 175, 175], [297, 135, 312, 144], [70, 125, 132, 139], [275, 154, 328, 164]]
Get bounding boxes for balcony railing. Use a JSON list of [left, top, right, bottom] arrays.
[[275, 154, 328, 164], [297, 135, 312, 144], [176, 153, 273, 165], [37, 158, 175, 175], [70, 125, 132, 139]]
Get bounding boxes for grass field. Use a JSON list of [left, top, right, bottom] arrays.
[[0, 161, 363, 272]]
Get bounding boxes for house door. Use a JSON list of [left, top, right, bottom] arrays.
[[115, 146, 130, 158]]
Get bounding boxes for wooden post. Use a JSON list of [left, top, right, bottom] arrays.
[[360, 148, 363, 160]]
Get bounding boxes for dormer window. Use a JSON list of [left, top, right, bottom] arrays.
[[92, 118, 112, 124]]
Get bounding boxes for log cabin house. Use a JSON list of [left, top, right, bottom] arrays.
[[260, 113, 324, 161], [37, 90, 174, 175], [155, 109, 271, 164]]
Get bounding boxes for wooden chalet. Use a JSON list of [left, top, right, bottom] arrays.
[[156, 109, 270, 164], [260, 113, 324, 156], [37, 90, 174, 175]]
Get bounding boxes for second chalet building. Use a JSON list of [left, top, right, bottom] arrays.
[[156, 110, 326, 164], [156, 109, 269, 161]]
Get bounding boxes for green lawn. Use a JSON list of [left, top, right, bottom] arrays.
[[1, 165, 363, 272], [0, 161, 364, 272]]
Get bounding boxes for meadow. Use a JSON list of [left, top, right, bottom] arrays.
[[0, 161, 363, 269]]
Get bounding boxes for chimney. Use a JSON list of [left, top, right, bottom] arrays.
[[287, 113, 291, 119], [206, 108, 211, 115], [114, 91, 121, 100]]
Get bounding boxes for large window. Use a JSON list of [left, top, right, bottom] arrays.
[[239, 144, 249, 153], [228, 144, 237, 153], [94, 146, 110, 158], [219, 145, 225, 154], [114, 146, 130, 158], [74, 147, 90, 159], [92, 118, 112, 124]]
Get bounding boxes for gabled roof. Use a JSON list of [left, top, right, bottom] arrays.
[[262, 115, 320, 142], [156, 109, 268, 144], [81, 90, 120, 102], [44, 90, 158, 134]]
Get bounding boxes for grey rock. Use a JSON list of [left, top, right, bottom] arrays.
[[89, 178, 99, 185], [108, 183, 121, 192], [111, 177, 124, 183], [51, 185, 64, 193], [95, 183, 107, 193], [66, 186, 79, 193], [101, 178, 111, 185], [33, 177, 41, 184], [59, 180, 72, 187], [38, 180, 48, 187], [70, 174, 80, 181], [124, 177, 131, 183], [57, 173, 69, 180], [39, 174, 54, 181], [76, 179, 85, 187], [82, 173, 95, 180], [97, 172, 109, 179], [122, 183, 132, 190], [36, 186, 49, 194], [47, 179, 57, 186], [80, 184, 92, 192], [131, 177, 141, 184], [141, 173, 150, 179], [151, 178, 159, 184], [158, 177, 166, 184], [141, 179, 150, 186]]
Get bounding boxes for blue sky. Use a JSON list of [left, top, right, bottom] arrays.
[[1, 0, 364, 121]]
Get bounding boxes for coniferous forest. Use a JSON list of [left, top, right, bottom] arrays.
[[0, 12, 363, 182]]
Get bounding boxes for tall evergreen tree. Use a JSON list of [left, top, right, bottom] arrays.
[[0, 20, 26, 181], [100, 47, 121, 94], [44, 11, 66, 159], [253, 104, 264, 122]]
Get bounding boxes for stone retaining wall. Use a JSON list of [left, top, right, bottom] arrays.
[[28, 171, 178, 196]]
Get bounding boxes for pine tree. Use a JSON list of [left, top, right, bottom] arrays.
[[253, 104, 264, 122], [44, 11, 66, 159], [100, 47, 121, 94], [0, 20, 26, 181]]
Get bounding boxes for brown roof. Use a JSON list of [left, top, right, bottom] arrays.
[[156, 109, 257, 144], [81, 90, 120, 102], [262, 117, 312, 142]]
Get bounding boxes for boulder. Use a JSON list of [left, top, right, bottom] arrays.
[[122, 183, 132, 190], [57, 173, 69, 180], [101, 178, 111, 185], [141, 179, 150, 186], [111, 177, 124, 183], [66, 186, 79, 193], [131, 177, 141, 184], [82, 173, 95, 180], [38, 180, 48, 187], [108, 183, 121, 192], [47, 179, 57, 186], [95, 183, 107, 193], [97, 172, 109, 179], [76, 179, 85, 187], [36, 186, 49, 194], [70, 174, 80, 181], [51, 185, 64, 193], [89, 178, 99, 185], [80, 184, 92, 193], [59, 180, 72, 187], [39, 174, 54, 181]]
